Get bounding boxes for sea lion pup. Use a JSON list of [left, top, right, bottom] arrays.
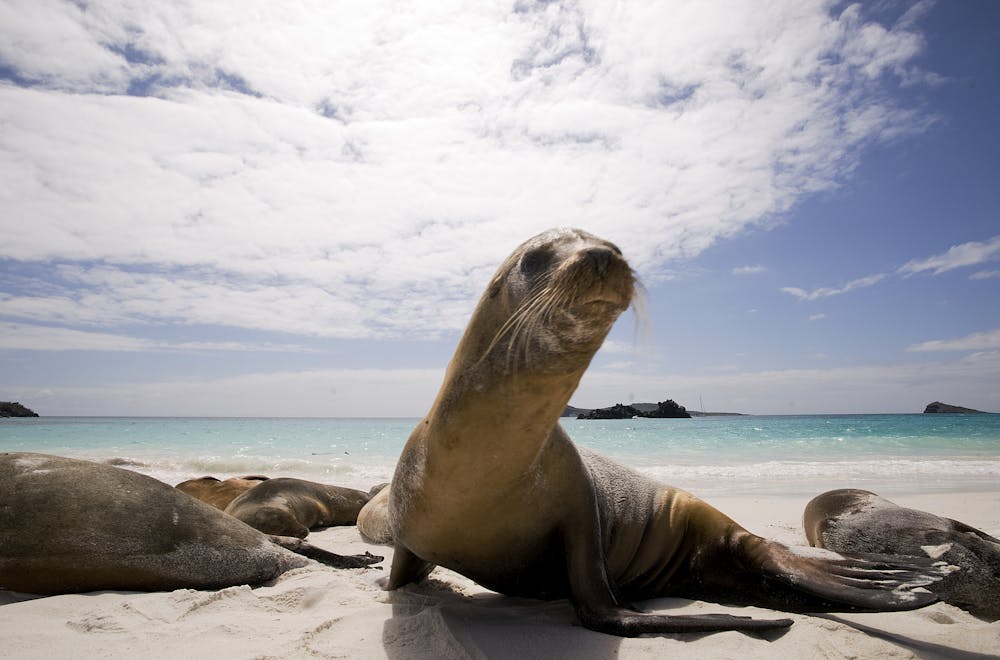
[[385, 227, 943, 637], [224, 477, 371, 538], [175, 474, 270, 510], [0, 453, 381, 595], [804, 488, 999, 620]]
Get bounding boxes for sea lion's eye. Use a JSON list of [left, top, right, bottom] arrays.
[[520, 248, 552, 276]]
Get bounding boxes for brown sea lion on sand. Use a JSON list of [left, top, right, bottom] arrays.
[[224, 477, 371, 538], [804, 488, 999, 620], [0, 453, 381, 595], [384, 227, 944, 637], [175, 474, 270, 510]]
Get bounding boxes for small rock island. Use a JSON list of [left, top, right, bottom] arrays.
[[923, 401, 986, 414], [0, 402, 39, 417]]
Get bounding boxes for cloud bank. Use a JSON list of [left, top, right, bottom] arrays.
[[8, 349, 996, 417], [1, 1, 932, 341], [907, 328, 1000, 353]]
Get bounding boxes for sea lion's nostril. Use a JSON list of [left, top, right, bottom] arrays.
[[584, 247, 615, 277]]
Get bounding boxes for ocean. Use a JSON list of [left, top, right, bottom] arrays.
[[2, 414, 999, 497]]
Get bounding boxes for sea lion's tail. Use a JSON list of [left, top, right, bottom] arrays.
[[268, 535, 383, 569]]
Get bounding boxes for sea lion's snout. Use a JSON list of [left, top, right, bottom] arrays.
[[562, 240, 633, 311], [582, 246, 618, 278]]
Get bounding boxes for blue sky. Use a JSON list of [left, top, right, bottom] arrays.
[[1, 0, 997, 416]]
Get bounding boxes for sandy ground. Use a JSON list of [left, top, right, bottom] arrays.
[[1, 491, 998, 659]]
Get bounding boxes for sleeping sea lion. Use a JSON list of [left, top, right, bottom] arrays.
[[358, 483, 392, 545], [804, 488, 999, 620], [383, 228, 944, 636], [175, 474, 270, 510], [0, 452, 381, 595], [224, 477, 371, 538]]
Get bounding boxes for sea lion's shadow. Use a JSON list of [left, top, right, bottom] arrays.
[[381, 579, 786, 658], [816, 614, 987, 660], [381, 579, 620, 659], [0, 590, 45, 606]]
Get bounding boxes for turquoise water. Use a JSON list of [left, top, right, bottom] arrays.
[[2, 414, 998, 496]]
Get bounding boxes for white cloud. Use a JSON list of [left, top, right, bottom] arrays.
[[0, 1, 934, 340], [898, 235, 1000, 276], [779, 234, 1000, 302], [0, 321, 309, 352], [971, 270, 1000, 280], [598, 339, 640, 355], [780, 273, 887, 301], [732, 265, 766, 275], [907, 328, 1000, 353], [808, 313, 826, 321]]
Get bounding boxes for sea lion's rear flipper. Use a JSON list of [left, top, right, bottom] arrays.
[[268, 535, 383, 569], [750, 541, 948, 612], [576, 607, 792, 636], [564, 521, 793, 636], [947, 518, 1000, 545]]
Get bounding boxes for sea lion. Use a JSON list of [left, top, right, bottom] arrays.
[[804, 488, 1000, 620], [384, 227, 944, 637], [358, 483, 392, 545], [224, 477, 371, 538], [0, 453, 381, 595], [175, 474, 270, 510]]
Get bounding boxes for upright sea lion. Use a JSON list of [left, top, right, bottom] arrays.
[[384, 228, 944, 637], [0, 453, 381, 595], [804, 488, 999, 620], [224, 477, 371, 538], [175, 474, 270, 510]]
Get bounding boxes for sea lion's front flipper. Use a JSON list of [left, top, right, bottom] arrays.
[[268, 535, 383, 568], [749, 540, 948, 612], [386, 543, 435, 589]]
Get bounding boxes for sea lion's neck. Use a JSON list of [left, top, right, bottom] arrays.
[[423, 330, 587, 464]]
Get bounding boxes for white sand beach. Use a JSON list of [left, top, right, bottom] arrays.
[[1, 490, 998, 659]]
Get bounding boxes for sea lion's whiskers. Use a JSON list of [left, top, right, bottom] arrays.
[[628, 276, 652, 352], [507, 286, 558, 373], [476, 286, 551, 370]]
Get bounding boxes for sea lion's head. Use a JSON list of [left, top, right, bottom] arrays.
[[469, 227, 636, 376]]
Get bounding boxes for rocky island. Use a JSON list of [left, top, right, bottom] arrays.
[[0, 402, 39, 417], [573, 399, 692, 419], [565, 400, 744, 418], [923, 401, 987, 414]]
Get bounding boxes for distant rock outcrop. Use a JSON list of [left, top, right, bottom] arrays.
[[0, 402, 39, 417], [575, 399, 692, 420], [923, 401, 986, 414], [577, 403, 643, 420], [562, 405, 592, 418], [640, 399, 692, 418]]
